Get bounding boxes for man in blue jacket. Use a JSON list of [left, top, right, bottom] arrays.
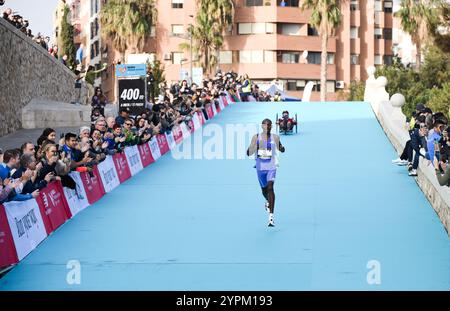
[[0, 149, 39, 202]]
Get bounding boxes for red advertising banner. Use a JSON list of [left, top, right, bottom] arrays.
[[137, 142, 155, 167], [112, 153, 132, 183], [36, 181, 72, 235], [215, 101, 221, 114], [222, 96, 228, 107], [172, 125, 183, 145], [0, 204, 19, 268], [80, 166, 105, 204], [156, 134, 170, 155], [206, 105, 214, 119]]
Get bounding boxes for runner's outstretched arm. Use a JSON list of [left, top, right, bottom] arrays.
[[274, 135, 285, 153], [247, 134, 258, 156]]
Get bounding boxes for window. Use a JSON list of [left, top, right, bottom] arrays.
[[266, 23, 275, 34], [172, 52, 184, 64], [383, 28, 392, 40], [384, 1, 393, 13], [90, 0, 99, 17], [350, 0, 359, 11], [374, 55, 382, 65], [252, 23, 266, 34], [238, 23, 252, 35], [246, 0, 263, 6], [375, 0, 382, 12], [308, 25, 319, 36], [280, 52, 300, 64], [239, 50, 265, 63], [384, 55, 393, 65], [326, 81, 335, 93], [327, 53, 335, 65], [90, 18, 99, 39], [150, 25, 156, 37], [280, 23, 302, 36], [171, 24, 184, 35], [374, 28, 382, 39], [219, 51, 232, 64], [172, 0, 184, 9], [264, 50, 275, 63], [278, 0, 299, 6], [350, 27, 359, 39], [90, 40, 99, 58], [238, 23, 275, 35], [307, 52, 321, 64], [350, 54, 360, 65]]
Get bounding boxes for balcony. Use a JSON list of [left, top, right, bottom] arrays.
[[277, 63, 336, 80], [225, 34, 278, 50], [276, 7, 312, 24], [350, 38, 360, 54], [277, 34, 336, 52]]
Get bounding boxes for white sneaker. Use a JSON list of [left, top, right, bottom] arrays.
[[409, 169, 418, 176], [268, 219, 275, 227], [396, 160, 409, 166], [392, 158, 402, 163], [264, 201, 269, 212]]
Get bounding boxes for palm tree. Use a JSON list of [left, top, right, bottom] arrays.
[[395, 0, 439, 69], [301, 0, 343, 102], [180, 10, 223, 75], [201, 0, 235, 68], [100, 0, 157, 59]]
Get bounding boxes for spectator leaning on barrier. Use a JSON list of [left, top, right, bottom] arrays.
[[0, 149, 39, 202], [11, 153, 50, 195]]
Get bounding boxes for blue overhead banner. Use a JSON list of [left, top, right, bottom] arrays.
[[115, 64, 147, 78]]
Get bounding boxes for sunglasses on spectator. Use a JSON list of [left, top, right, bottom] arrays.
[[125, 123, 132, 126]]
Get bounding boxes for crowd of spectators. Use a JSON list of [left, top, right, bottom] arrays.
[[392, 103, 450, 187], [2, 4, 61, 62], [0, 70, 246, 204]]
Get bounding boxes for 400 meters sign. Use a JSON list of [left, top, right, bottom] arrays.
[[118, 78, 146, 115]]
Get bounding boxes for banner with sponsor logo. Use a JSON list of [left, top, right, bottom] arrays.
[[218, 97, 225, 110], [63, 172, 90, 217], [222, 96, 228, 107], [165, 131, 176, 150], [36, 181, 72, 235], [212, 102, 218, 116], [192, 113, 201, 131], [137, 142, 154, 167], [112, 152, 132, 183], [215, 101, 222, 113], [97, 156, 120, 193], [198, 111, 206, 125], [125, 145, 144, 176], [180, 122, 191, 139], [206, 105, 214, 119], [156, 134, 169, 155], [80, 167, 105, 204], [172, 125, 183, 145], [188, 119, 195, 133], [0, 204, 18, 268], [149, 136, 162, 160], [3, 199, 47, 261]]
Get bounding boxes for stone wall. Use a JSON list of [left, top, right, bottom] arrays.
[[0, 17, 88, 136], [365, 68, 450, 235]]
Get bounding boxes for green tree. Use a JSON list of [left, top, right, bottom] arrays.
[[394, 0, 440, 69], [61, 5, 76, 70], [100, 0, 157, 59], [146, 59, 165, 102], [301, 0, 343, 101], [181, 11, 223, 75], [200, 0, 235, 67]]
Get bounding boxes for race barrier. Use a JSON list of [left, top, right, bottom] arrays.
[[0, 95, 235, 270]]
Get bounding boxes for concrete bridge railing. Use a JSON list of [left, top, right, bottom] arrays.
[[365, 66, 450, 234]]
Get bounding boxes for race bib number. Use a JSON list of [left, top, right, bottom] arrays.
[[257, 149, 272, 159]]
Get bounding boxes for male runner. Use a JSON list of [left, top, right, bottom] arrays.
[[247, 119, 285, 227]]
